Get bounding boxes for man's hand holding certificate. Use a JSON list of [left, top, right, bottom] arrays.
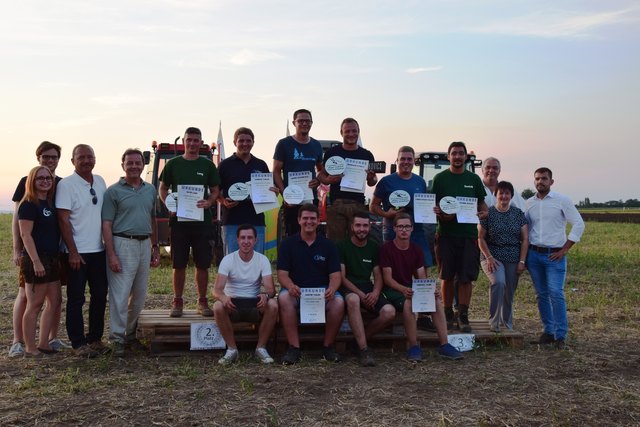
[[177, 185, 205, 222], [413, 193, 437, 224], [412, 279, 436, 313], [456, 197, 480, 224], [300, 287, 326, 324]]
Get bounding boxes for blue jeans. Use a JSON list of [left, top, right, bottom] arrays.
[[64, 251, 108, 349], [222, 225, 266, 256], [526, 250, 568, 340]]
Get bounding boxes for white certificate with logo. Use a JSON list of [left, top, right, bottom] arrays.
[[300, 287, 326, 324], [288, 171, 313, 203], [340, 158, 368, 193], [456, 197, 479, 224], [412, 278, 436, 313], [413, 193, 437, 224], [177, 185, 204, 222], [250, 173, 277, 204], [190, 321, 226, 350]]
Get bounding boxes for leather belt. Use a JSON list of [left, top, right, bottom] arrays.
[[113, 233, 149, 241], [529, 244, 562, 253]]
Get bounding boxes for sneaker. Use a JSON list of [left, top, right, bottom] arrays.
[[417, 316, 436, 332], [218, 348, 239, 365], [74, 344, 99, 359], [322, 346, 341, 362], [458, 312, 472, 333], [49, 338, 72, 351], [126, 338, 148, 353], [438, 343, 464, 360], [532, 332, 555, 345], [197, 298, 214, 317], [489, 324, 501, 333], [445, 307, 455, 330], [8, 341, 25, 358], [255, 347, 275, 364], [170, 297, 183, 318], [89, 340, 111, 355], [112, 341, 125, 357], [359, 347, 376, 367], [406, 345, 423, 362], [555, 339, 567, 350], [282, 346, 301, 365]]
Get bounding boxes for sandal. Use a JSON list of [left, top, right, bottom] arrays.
[[37, 347, 59, 355]]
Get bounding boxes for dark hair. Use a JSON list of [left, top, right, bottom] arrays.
[[351, 211, 370, 223], [71, 144, 94, 158], [184, 127, 202, 137], [393, 212, 413, 226], [495, 181, 514, 197], [448, 141, 467, 155], [297, 203, 319, 219], [293, 109, 312, 121], [36, 141, 61, 158], [234, 127, 254, 142], [236, 223, 257, 238], [340, 117, 359, 133], [397, 146, 415, 157], [535, 167, 553, 179], [121, 148, 144, 163]]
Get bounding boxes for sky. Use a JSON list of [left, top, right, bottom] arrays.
[[1, 0, 639, 211]]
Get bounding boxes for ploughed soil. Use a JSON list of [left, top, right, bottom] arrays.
[[579, 213, 640, 223]]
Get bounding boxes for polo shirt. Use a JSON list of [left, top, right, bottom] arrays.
[[102, 178, 156, 235], [277, 233, 341, 287], [218, 153, 269, 225], [323, 145, 374, 204]]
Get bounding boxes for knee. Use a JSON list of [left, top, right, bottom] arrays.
[[212, 300, 224, 315], [346, 294, 360, 310], [266, 299, 278, 314]]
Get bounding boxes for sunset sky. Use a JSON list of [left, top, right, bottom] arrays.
[[1, 0, 638, 210]]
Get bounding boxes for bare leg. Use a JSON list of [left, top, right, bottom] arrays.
[[12, 287, 27, 344], [195, 268, 209, 299], [38, 282, 61, 349], [346, 294, 367, 349], [403, 299, 418, 349], [432, 290, 449, 345], [172, 268, 186, 298], [212, 301, 236, 349], [257, 299, 278, 348], [278, 292, 300, 347], [457, 281, 472, 306], [324, 297, 345, 347], [365, 304, 396, 339], [441, 279, 455, 307], [22, 283, 47, 354]]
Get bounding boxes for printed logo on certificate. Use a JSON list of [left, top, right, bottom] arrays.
[[389, 190, 410, 209], [228, 182, 250, 201], [283, 185, 305, 205], [165, 193, 178, 213], [190, 322, 226, 350], [439, 196, 460, 214], [325, 156, 346, 175], [300, 287, 326, 324]]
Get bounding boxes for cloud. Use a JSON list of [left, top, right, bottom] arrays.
[[468, 8, 637, 38], [229, 49, 283, 66], [406, 66, 442, 74]]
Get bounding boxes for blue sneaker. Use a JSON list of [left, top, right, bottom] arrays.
[[438, 343, 464, 360], [406, 345, 423, 362]]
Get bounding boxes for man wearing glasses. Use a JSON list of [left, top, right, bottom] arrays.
[[379, 213, 463, 362], [57, 144, 108, 358], [273, 109, 324, 236]]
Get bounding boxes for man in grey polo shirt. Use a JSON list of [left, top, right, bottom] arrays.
[[102, 149, 160, 357]]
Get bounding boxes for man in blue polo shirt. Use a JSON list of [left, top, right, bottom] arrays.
[[218, 127, 275, 255], [277, 203, 344, 365]]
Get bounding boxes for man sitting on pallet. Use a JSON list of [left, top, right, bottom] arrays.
[[338, 212, 395, 367], [277, 203, 344, 365], [380, 213, 464, 362], [212, 224, 278, 364]]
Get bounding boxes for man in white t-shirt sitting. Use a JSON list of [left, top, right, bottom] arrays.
[[212, 224, 278, 364]]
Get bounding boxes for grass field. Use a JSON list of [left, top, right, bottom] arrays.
[[1, 214, 639, 426]]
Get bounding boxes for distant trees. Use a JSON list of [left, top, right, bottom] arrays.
[[578, 198, 640, 208], [521, 188, 535, 199]]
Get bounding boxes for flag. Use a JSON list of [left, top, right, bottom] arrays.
[[286, 120, 290, 137], [217, 121, 225, 160]]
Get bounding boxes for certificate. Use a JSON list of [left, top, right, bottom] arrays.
[[250, 173, 277, 204], [177, 185, 204, 222], [412, 279, 436, 313], [413, 193, 437, 224], [228, 182, 250, 201], [456, 197, 479, 224], [288, 171, 313, 203], [300, 287, 326, 324], [340, 158, 368, 193], [190, 322, 226, 350]]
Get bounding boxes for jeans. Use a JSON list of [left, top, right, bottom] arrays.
[[65, 251, 108, 348], [526, 250, 568, 340], [480, 259, 520, 329], [222, 225, 266, 255]]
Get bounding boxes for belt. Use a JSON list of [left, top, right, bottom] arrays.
[[113, 233, 150, 241], [529, 244, 562, 253]]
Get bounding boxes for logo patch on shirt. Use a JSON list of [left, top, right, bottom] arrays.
[[362, 258, 372, 263], [42, 208, 52, 217], [313, 254, 326, 262], [464, 185, 474, 189], [197, 172, 204, 176]]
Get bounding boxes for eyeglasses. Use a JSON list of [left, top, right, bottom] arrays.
[[36, 176, 53, 182], [295, 119, 312, 124], [394, 224, 413, 231], [40, 154, 59, 161], [89, 187, 98, 205]]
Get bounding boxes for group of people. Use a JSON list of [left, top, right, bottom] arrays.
[[8, 108, 585, 366]]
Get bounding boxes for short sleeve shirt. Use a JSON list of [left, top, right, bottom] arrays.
[[218, 251, 272, 298], [277, 233, 341, 287], [480, 206, 527, 263], [18, 199, 60, 255], [323, 145, 374, 204], [273, 136, 323, 198], [379, 241, 424, 288], [218, 154, 269, 225], [102, 178, 157, 235], [337, 238, 379, 287]]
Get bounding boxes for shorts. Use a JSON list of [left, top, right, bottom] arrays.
[[437, 235, 480, 282], [382, 288, 407, 313], [228, 297, 262, 323], [170, 224, 213, 269], [20, 253, 61, 284], [343, 283, 392, 315], [278, 287, 344, 307]]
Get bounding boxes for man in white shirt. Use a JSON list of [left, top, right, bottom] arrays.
[[482, 157, 525, 210], [212, 224, 278, 364], [525, 167, 585, 349]]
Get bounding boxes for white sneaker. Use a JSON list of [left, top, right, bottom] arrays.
[[8, 342, 25, 358], [218, 348, 239, 365], [49, 338, 72, 351], [255, 347, 274, 364]]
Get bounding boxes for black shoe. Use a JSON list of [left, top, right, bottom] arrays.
[[282, 346, 301, 365], [417, 316, 436, 332], [322, 346, 341, 362], [445, 307, 455, 330], [458, 312, 472, 333], [349, 340, 360, 356], [531, 333, 555, 345], [359, 347, 376, 367], [554, 339, 566, 350]]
